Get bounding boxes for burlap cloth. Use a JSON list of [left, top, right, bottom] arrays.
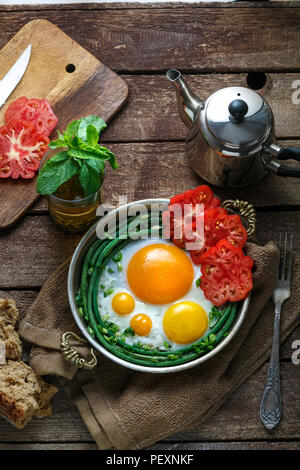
[[19, 241, 300, 450]]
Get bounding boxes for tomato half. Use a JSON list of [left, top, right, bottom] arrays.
[[0, 119, 49, 179], [199, 238, 253, 306], [5, 97, 58, 137]]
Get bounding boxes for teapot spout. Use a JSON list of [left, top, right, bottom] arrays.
[[166, 69, 204, 128]]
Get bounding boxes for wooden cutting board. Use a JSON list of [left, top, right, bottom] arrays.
[[0, 19, 128, 230]]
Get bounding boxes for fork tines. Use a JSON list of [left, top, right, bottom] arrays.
[[278, 232, 294, 281]]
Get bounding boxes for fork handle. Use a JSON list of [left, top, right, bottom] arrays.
[[260, 306, 282, 429]]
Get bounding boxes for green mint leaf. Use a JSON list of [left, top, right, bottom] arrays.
[[77, 116, 107, 141], [48, 131, 66, 149], [78, 159, 105, 197], [64, 120, 80, 140], [96, 145, 118, 170], [68, 147, 108, 160], [86, 124, 99, 146], [48, 139, 66, 149], [64, 116, 106, 142], [70, 136, 114, 162], [37, 152, 79, 195]]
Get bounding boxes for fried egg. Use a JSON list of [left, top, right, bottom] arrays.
[[98, 239, 213, 350]]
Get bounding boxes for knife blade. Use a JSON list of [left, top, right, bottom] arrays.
[[0, 44, 31, 109]]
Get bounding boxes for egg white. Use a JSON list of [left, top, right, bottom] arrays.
[[97, 238, 214, 350]]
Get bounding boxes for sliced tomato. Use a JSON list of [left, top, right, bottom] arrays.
[[189, 207, 248, 265], [5, 97, 58, 137], [164, 186, 221, 246], [199, 238, 253, 306], [205, 196, 221, 210], [0, 119, 49, 179], [170, 185, 216, 210], [170, 189, 195, 207], [190, 185, 213, 206]]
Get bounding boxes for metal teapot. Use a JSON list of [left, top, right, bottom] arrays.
[[166, 69, 300, 188]]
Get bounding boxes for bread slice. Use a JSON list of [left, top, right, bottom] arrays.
[[35, 377, 58, 419], [0, 298, 22, 360], [0, 298, 58, 428], [0, 360, 58, 429]]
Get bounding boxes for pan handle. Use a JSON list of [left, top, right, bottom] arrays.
[[222, 199, 256, 237], [265, 145, 300, 178], [61, 331, 97, 370]]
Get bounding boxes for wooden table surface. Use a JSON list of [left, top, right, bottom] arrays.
[[0, 1, 300, 451]]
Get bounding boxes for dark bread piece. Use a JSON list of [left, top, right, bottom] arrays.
[[0, 360, 58, 429], [0, 298, 22, 360], [0, 298, 58, 429]]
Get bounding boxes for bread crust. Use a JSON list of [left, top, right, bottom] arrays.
[[0, 298, 22, 360], [0, 298, 58, 429]]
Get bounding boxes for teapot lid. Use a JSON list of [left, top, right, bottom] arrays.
[[204, 87, 273, 153]]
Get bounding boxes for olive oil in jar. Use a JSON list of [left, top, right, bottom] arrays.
[[48, 174, 103, 232]]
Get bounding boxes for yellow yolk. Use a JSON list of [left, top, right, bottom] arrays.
[[127, 244, 194, 304], [112, 292, 135, 315], [163, 301, 208, 344], [130, 313, 152, 336]]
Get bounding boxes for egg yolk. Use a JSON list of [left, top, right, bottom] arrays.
[[127, 244, 194, 304], [130, 314, 152, 336], [112, 292, 135, 315], [163, 301, 208, 344]]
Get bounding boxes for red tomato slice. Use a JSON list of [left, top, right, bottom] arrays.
[[205, 196, 221, 210], [190, 185, 213, 206], [0, 119, 49, 179], [164, 186, 221, 247], [190, 207, 248, 265], [170, 189, 195, 207], [5, 97, 58, 137], [199, 239, 253, 306], [170, 185, 215, 209]]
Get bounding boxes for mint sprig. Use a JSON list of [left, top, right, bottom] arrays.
[[37, 115, 117, 197]]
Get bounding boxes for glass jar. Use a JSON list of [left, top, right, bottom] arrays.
[[39, 152, 104, 232]]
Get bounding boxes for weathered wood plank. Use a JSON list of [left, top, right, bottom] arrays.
[[0, 441, 299, 450], [0, 363, 298, 442], [168, 363, 300, 443], [0, 8, 299, 72], [99, 74, 300, 142], [0, 216, 82, 288], [1, 3, 299, 12], [150, 441, 300, 450]]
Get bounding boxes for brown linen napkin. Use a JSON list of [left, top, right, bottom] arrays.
[[19, 241, 300, 450]]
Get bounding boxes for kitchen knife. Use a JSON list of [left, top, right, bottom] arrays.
[[0, 44, 31, 109]]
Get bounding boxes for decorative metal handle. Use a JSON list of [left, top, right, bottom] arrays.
[[222, 199, 256, 236], [260, 305, 282, 429], [260, 364, 282, 429], [61, 331, 97, 370]]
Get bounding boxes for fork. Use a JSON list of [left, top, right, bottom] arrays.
[[260, 232, 293, 430]]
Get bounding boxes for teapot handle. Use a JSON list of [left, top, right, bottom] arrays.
[[265, 145, 300, 178]]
